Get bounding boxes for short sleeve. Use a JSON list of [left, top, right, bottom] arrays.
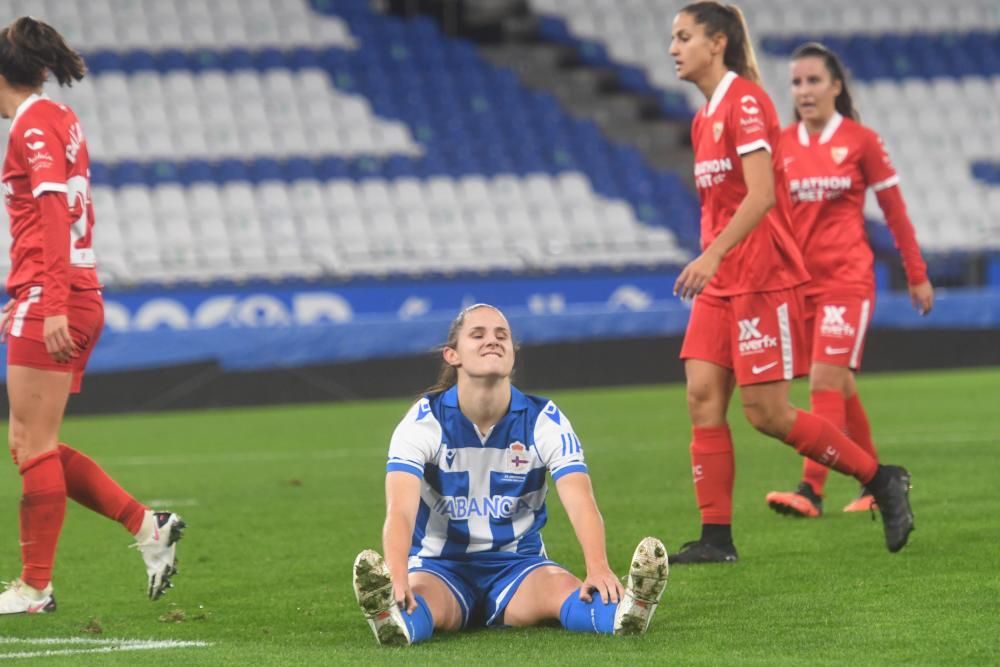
[[386, 398, 442, 478], [730, 90, 772, 156], [533, 401, 588, 481], [860, 130, 898, 192], [19, 116, 68, 199]]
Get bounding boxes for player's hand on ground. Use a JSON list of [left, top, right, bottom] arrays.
[[909, 280, 934, 316], [580, 566, 623, 604], [393, 580, 418, 615], [674, 251, 722, 300], [0, 299, 14, 343], [43, 314, 78, 363]]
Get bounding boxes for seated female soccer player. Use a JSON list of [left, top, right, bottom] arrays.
[[352, 304, 668, 645]]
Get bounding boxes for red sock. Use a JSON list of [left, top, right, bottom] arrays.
[[784, 409, 877, 484], [690, 426, 735, 525], [19, 450, 66, 590], [801, 390, 846, 495], [845, 393, 879, 461], [58, 444, 147, 535]]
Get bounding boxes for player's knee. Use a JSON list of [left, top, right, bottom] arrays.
[[809, 365, 850, 394], [8, 420, 27, 466], [686, 385, 725, 426], [742, 401, 789, 438], [6, 418, 56, 467]]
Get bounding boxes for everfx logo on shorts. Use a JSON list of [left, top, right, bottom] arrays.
[[738, 317, 777, 355], [820, 305, 855, 338]]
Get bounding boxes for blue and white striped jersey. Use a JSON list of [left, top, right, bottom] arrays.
[[386, 385, 588, 559]]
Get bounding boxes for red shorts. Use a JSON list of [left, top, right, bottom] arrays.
[[6, 286, 104, 394], [680, 287, 809, 386], [804, 291, 874, 370]]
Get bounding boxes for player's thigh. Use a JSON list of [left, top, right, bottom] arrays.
[[6, 364, 72, 463], [408, 571, 464, 631], [503, 565, 581, 627]]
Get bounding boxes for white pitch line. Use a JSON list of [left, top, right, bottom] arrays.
[[102, 449, 382, 467], [0, 638, 210, 660], [143, 498, 200, 507], [0, 639, 110, 645]]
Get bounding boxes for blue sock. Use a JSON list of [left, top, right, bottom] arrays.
[[402, 594, 435, 644], [559, 588, 618, 635]]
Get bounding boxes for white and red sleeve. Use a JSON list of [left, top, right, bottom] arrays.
[[17, 119, 72, 315]]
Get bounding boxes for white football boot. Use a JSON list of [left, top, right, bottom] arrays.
[[352, 549, 411, 646], [131, 511, 186, 600], [613, 536, 669, 635], [0, 578, 56, 615]]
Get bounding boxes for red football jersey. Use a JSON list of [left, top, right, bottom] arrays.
[[690, 71, 809, 297], [781, 113, 927, 295], [2, 94, 99, 314]]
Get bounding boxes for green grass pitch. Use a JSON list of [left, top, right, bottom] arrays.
[[1, 367, 998, 665]]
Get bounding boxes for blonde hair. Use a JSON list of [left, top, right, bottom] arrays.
[[682, 2, 762, 84]]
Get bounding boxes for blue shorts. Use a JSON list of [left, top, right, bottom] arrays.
[[408, 552, 568, 627]]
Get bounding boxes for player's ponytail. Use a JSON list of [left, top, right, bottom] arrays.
[[682, 2, 762, 84], [791, 42, 859, 122], [0, 16, 86, 89]]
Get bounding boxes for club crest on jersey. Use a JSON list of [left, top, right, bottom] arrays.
[[713, 121, 724, 142], [506, 442, 532, 473], [830, 146, 848, 165]]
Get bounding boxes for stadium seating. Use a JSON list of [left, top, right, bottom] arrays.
[[0, 0, 695, 286], [530, 0, 1000, 253]]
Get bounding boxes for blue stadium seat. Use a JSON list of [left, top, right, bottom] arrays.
[[222, 48, 256, 71], [215, 159, 251, 183], [180, 160, 216, 185]]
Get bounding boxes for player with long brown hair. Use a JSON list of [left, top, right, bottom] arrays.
[[0, 16, 184, 614], [667, 2, 914, 564], [765, 42, 933, 518]]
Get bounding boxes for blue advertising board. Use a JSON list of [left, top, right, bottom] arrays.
[[1, 271, 997, 378]]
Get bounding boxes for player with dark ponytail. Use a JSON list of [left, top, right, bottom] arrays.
[[667, 2, 915, 564], [766, 42, 932, 518], [0, 17, 184, 614]]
